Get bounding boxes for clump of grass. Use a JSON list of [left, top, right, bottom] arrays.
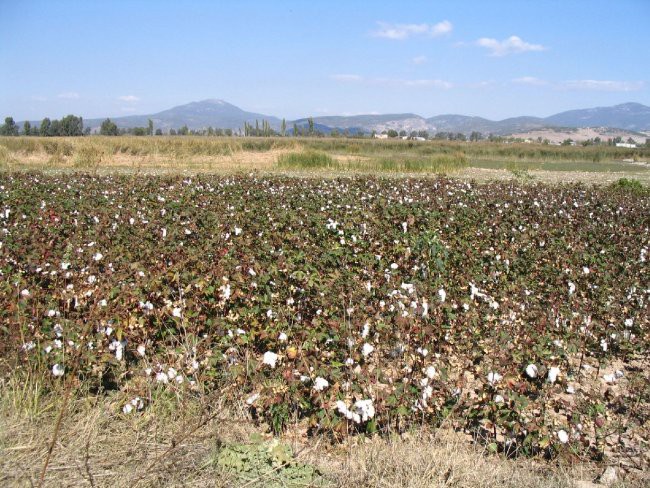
[[277, 151, 337, 169], [0, 145, 16, 168], [73, 144, 104, 169], [609, 177, 648, 195], [372, 152, 468, 173]]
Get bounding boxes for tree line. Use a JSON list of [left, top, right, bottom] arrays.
[[0, 115, 85, 136]]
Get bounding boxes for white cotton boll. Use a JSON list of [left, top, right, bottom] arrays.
[[52, 364, 64, 377], [137, 345, 146, 357], [525, 364, 538, 379], [234, 227, 242, 236], [582, 267, 590, 275], [401, 222, 407, 233], [175, 375, 184, 384], [88, 275, 96, 284], [362, 343, 374, 357], [390, 263, 398, 270], [99, 299, 107, 307], [547, 367, 561, 384], [361, 322, 370, 339], [219, 283, 231, 300], [438, 288, 446, 303], [355, 399, 375, 422], [568, 281, 576, 295], [278, 332, 288, 342], [615, 370, 624, 379], [425, 366, 437, 379], [566, 385, 576, 394], [313, 377, 329, 391], [21, 289, 30, 297], [167, 368, 178, 380], [557, 430, 569, 444], [123, 403, 134, 414], [93, 252, 103, 261], [246, 393, 260, 405], [603, 374, 616, 384], [266, 309, 273, 318], [61, 262, 70, 270], [494, 395, 505, 404], [172, 307, 182, 318], [487, 372, 502, 385], [263, 351, 278, 368], [417, 347, 428, 357]]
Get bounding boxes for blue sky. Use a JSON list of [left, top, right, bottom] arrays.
[[1, 0, 649, 121]]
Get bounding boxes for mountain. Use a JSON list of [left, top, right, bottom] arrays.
[[84, 99, 281, 131], [37, 100, 650, 135], [544, 102, 650, 131]]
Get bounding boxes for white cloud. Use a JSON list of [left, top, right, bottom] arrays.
[[512, 76, 548, 86], [57, 92, 80, 99], [411, 55, 427, 65], [373, 20, 452, 40], [401, 79, 453, 89], [476, 36, 545, 56], [331, 74, 452, 89], [118, 95, 140, 102], [330, 74, 363, 82], [562, 79, 644, 92]]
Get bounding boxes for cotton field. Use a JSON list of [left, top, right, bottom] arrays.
[[1, 173, 648, 466]]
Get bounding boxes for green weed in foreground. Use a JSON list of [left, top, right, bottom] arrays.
[[214, 435, 329, 487], [610, 177, 648, 195]]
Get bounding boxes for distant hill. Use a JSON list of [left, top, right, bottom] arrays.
[[84, 99, 282, 131], [26, 100, 650, 136], [544, 102, 650, 131]]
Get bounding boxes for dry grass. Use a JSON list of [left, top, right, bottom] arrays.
[[2, 136, 648, 184], [0, 380, 618, 488]]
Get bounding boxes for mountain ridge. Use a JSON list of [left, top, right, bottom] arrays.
[[27, 100, 650, 136]]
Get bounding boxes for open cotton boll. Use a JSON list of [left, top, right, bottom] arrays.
[[438, 288, 446, 303], [557, 430, 569, 444], [172, 307, 182, 318], [52, 363, 64, 377], [547, 367, 561, 383], [278, 332, 288, 342], [525, 364, 538, 379], [425, 366, 437, 379], [263, 351, 278, 368], [137, 344, 146, 357], [487, 372, 502, 385], [313, 377, 329, 391], [362, 343, 374, 357]]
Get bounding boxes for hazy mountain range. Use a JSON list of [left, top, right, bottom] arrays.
[[74, 100, 650, 136]]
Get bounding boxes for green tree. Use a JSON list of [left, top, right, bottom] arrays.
[[1, 117, 19, 136], [281, 118, 286, 136], [293, 123, 299, 136], [50, 119, 61, 136], [469, 131, 483, 142], [60, 115, 83, 136], [23, 121, 31, 136], [308, 117, 314, 135], [178, 125, 189, 135], [387, 129, 398, 138], [40, 118, 51, 137], [155, 128, 163, 136], [100, 118, 119, 136], [147, 119, 154, 136]]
